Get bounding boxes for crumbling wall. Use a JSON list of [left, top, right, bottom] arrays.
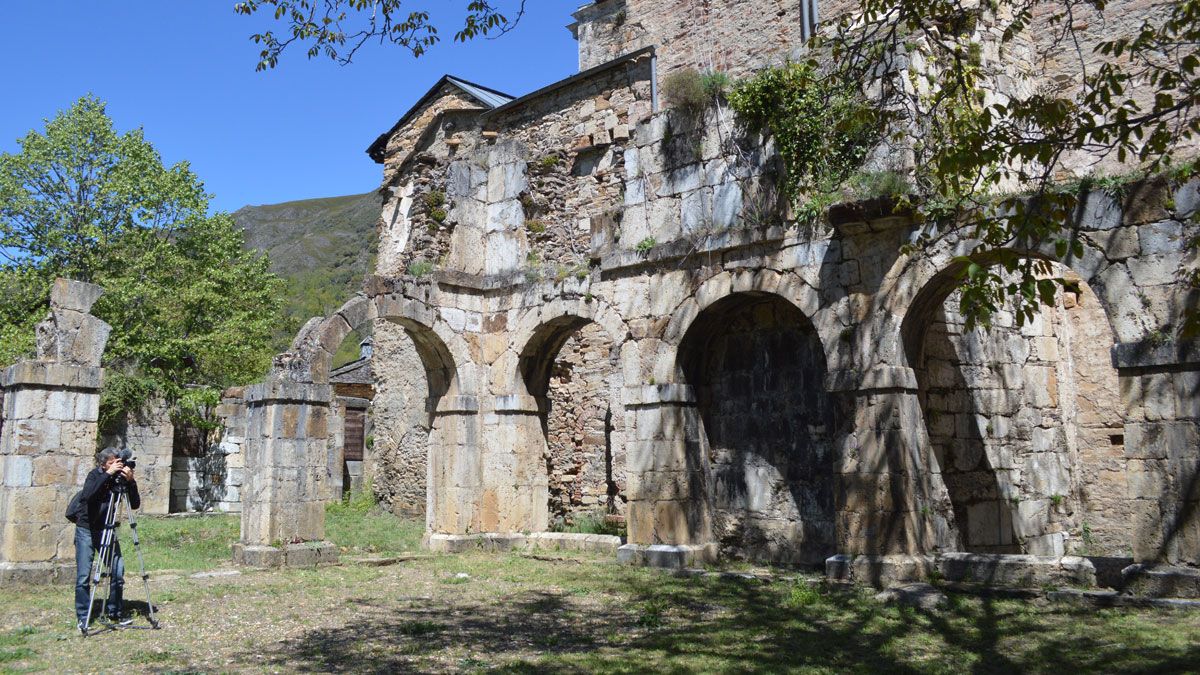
[[545, 322, 625, 522], [368, 318, 429, 517], [170, 389, 245, 513], [100, 401, 174, 515]]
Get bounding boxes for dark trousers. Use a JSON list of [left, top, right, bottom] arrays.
[[74, 526, 124, 621]]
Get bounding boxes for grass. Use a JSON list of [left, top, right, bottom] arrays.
[[0, 510, 1195, 672], [113, 495, 423, 572]]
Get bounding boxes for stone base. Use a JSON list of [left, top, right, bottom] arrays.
[[616, 543, 718, 569], [938, 553, 1095, 588], [826, 553, 1096, 589], [424, 533, 529, 553], [233, 541, 338, 568], [423, 532, 622, 555], [1121, 564, 1200, 598], [0, 562, 75, 585], [825, 554, 936, 587]]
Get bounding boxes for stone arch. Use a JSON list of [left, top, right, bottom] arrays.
[[505, 295, 631, 396], [674, 289, 840, 564], [511, 302, 629, 526], [900, 252, 1128, 557], [660, 269, 837, 382]]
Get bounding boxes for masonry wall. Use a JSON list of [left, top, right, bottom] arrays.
[[344, 1, 1200, 569], [914, 271, 1128, 557], [546, 322, 625, 522], [368, 318, 430, 517]]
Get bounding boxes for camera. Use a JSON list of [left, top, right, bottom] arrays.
[[116, 448, 136, 470]]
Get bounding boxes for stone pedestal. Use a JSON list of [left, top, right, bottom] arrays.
[[234, 378, 338, 567]]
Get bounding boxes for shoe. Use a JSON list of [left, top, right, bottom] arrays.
[[106, 614, 133, 627], [77, 620, 87, 637]]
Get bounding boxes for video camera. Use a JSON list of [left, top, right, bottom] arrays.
[[115, 448, 136, 470]]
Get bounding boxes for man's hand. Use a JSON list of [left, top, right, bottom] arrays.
[[105, 460, 124, 476], [120, 466, 135, 483]]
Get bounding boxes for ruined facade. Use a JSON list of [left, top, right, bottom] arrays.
[[240, 0, 1198, 582]]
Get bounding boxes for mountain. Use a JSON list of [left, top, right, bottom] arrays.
[[233, 192, 380, 363]]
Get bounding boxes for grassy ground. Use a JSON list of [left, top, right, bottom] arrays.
[[0, 508, 1197, 673]]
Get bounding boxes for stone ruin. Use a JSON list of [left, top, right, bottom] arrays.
[[1, 1, 1197, 594], [0, 279, 110, 583]]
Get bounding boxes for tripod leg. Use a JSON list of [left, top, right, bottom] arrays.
[[83, 491, 119, 634], [122, 497, 160, 629]]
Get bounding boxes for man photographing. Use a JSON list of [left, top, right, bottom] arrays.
[[70, 448, 140, 633]]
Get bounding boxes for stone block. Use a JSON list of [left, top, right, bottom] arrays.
[[0, 561, 75, 586], [616, 543, 717, 568], [49, 278, 104, 313], [1120, 564, 1200, 599], [825, 554, 936, 587], [233, 543, 284, 568], [937, 552, 1095, 587], [1, 456, 34, 489]]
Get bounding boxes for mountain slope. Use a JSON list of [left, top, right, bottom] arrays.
[[233, 192, 379, 359]]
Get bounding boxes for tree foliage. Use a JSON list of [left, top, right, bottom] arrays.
[[234, 0, 527, 70], [0, 96, 284, 429]]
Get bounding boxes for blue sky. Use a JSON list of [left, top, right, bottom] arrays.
[[1, 1, 579, 212]]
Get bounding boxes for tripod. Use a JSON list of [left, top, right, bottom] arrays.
[[82, 478, 159, 636]]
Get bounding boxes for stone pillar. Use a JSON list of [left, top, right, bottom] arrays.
[[233, 378, 337, 567], [1117, 340, 1200, 566], [824, 367, 955, 585], [426, 396, 483, 533], [0, 279, 110, 584], [620, 385, 717, 565], [480, 395, 549, 533]]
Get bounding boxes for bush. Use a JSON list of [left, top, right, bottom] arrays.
[[664, 68, 708, 110], [407, 260, 435, 277]]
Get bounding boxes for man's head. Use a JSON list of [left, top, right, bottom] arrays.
[[96, 447, 121, 470]]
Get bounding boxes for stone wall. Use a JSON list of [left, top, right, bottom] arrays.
[[545, 322, 625, 523], [367, 318, 430, 517], [681, 293, 838, 564], [254, 0, 1200, 572], [168, 390, 246, 513], [101, 402, 174, 515], [913, 268, 1127, 557]]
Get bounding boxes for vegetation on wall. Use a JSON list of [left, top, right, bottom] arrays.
[[728, 61, 882, 224], [0, 96, 284, 429]]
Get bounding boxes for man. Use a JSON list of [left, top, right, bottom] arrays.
[[71, 447, 140, 634]]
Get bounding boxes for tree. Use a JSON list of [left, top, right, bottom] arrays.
[[0, 96, 285, 429], [234, 0, 528, 70]]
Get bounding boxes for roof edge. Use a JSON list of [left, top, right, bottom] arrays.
[[366, 74, 515, 163], [483, 46, 655, 121]]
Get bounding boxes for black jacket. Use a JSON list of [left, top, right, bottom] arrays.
[[75, 468, 140, 531]]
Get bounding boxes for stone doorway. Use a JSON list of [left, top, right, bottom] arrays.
[[678, 292, 837, 565]]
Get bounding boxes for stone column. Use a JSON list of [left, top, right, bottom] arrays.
[[0, 279, 110, 584], [825, 367, 955, 585], [426, 395, 483, 533], [233, 377, 338, 567], [479, 395, 549, 533], [619, 385, 717, 567], [1117, 340, 1200, 566]]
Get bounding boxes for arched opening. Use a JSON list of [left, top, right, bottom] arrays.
[[370, 316, 458, 520], [677, 292, 837, 565], [518, 316, 625, 530], [904, 258, 1127, 557]]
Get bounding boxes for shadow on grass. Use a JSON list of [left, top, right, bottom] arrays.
[[246, 568, 1200, 674]]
